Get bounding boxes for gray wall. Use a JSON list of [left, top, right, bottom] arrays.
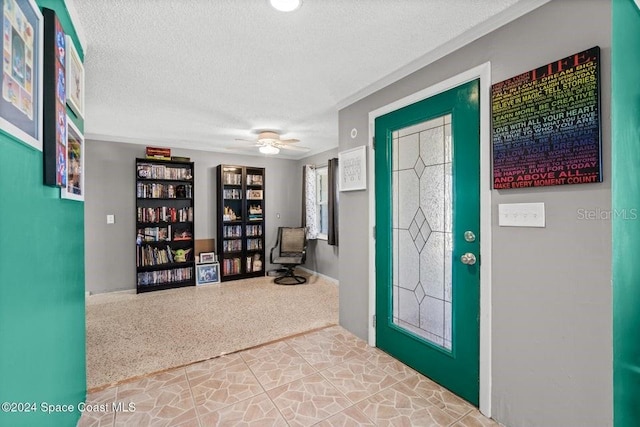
[[298, 148, 340, 280], [85, 140, 301, 294], [338, 1, 612, 426]]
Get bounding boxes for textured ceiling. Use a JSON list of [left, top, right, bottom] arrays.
[[73, 0, 535, 159]]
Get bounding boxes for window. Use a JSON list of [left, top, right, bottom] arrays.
[[316, 166, 328, 239]]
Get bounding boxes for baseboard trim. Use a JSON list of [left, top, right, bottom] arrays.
[[298, 267, 339, 285], [87, 288, 136, 297]]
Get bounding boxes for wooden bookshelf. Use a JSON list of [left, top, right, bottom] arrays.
[[135, 158, 195, 292], [217, 165, 265, 281]]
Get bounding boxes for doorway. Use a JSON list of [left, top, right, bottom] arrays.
[[368, 64, 492, 414]]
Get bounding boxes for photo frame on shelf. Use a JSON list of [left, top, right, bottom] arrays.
[[199, 252, 215, 264], [339, 145, 367, 191], [64, 35, 83, 119], [0, 0, 43, 150], [61, 117, 84, 201], [247, 189, 263, 200], [196, 262, 220, 285]]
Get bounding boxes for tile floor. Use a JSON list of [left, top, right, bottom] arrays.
[[78, 326, 500, 427]]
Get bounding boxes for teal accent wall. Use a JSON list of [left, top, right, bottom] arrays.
[[0, 1, 85, 426], [613, 1, 640, 426]]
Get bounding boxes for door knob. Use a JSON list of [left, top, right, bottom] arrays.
[[460, 253, 477, 265]]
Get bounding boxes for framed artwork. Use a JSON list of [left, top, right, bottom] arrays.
[[198, 252, 215, 263], [339, 145, 367, 191], [0, 0, 43, 150], [196, 262, 220, 285], [61, 117, 83, 201], [65, 35, 83, 119], [492, 46, 602, 189], [42, 8, 66, 187]]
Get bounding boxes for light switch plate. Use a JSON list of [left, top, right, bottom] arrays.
[[106, 214, 115, 224], [498, 203, 545, 227]]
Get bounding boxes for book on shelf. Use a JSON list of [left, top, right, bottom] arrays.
[[137, 206, 193, 223], [223, 172, 242, 185], [137, 226, 171, 243], [137, 267, 193, 286], [137, 183, 193, 198], [223, 225, 242, 238], [247, 238, 262, 250], [136, 243, 197, 267], [171, 156, 191, 162], [245, 224, 262, 237], [137, 163, 152, 178], [137, 163, 192, 180], [246, 174, 263, 186], [223, 188, 242, 199], [146, 146, 171, 160], [222, 257, 242, 275], [223, 240, 242, 252]]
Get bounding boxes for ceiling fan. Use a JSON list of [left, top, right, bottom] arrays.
[[235, 131, 310, 155]]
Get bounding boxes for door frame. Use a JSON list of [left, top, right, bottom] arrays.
[[367, 63, 492, 416]]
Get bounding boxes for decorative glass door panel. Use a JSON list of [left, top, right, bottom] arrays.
[[392, 115, 453, 350]]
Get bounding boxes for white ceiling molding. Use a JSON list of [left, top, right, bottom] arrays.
[[336, 0, 551, 111]]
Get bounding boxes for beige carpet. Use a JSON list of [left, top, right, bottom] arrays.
[[86, 273, 338, 390]]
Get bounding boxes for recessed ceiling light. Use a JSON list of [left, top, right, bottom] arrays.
[[269, 0, 301, 12]]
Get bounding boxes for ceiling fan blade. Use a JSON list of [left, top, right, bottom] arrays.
[[226, 146, 259, 151], [277, 144, 311, 152], [234, 138, 259, 144], [278, 138, 300, 144]]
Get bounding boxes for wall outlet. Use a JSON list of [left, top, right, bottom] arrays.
[[106, 214, 115, 224]]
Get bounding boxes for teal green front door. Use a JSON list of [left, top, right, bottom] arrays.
[[375, 79, 480, 405]]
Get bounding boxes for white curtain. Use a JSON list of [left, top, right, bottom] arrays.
[[304, 165, 319, 239]]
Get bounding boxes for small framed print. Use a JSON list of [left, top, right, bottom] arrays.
[[64, 35, 83, 119], [196, 262, 220, 285], [247, 189, 263, 200], [339, 145, 367, 191], [199, 252, 215, 264], [61, 116, 84, 201]]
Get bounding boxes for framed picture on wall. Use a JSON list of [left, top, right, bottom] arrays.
[[65, 35, 83, 119], [61, 117, 84, 201], [42, 8, 67, 187], [0, 0, 44, 150], [338, 145, 367, 191]]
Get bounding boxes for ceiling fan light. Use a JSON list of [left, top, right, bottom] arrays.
[[259, 145, 280, 155], [269, 0, 301, 12]]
